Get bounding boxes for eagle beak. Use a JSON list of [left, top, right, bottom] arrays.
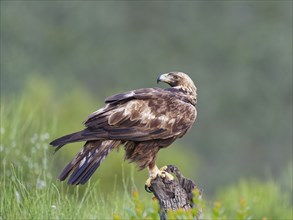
[[157, 73, 169, 84]]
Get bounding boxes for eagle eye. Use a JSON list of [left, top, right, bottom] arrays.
[[172, 75, 179, 80]]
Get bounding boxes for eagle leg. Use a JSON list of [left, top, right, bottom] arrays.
[[145, 165, 174, 193]]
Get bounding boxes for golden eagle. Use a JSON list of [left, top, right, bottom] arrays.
[[50, 72, 197, 189]]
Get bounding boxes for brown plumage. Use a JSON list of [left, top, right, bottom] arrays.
[[50, 72, 197, 185]]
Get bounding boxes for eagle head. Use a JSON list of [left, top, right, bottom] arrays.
[[157, 72, 197, 105], [157, 72, 193, 87]]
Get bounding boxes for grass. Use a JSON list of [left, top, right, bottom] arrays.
[[1, 163, 135, 219], [1, 76, 292, 219]]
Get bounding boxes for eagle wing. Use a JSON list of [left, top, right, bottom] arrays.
[[82, 88, 196, 144]]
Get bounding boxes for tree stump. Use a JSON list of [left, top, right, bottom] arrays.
[[147, 165, 202, 220]]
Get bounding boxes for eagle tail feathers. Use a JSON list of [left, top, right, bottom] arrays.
[[49, 129, 109, 152], [50, 131, 86, 148], [59, 140, 121, 185]]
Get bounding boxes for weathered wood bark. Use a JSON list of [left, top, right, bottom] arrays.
[[147, 165, 202, 220]]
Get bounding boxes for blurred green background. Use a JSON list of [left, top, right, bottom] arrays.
[[1, 0, 292, 199]]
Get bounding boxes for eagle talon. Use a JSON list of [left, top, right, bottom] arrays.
[[159, 166, 174, 181], [145, 166, 174, 193], [145, 184, 153, 193], [145, 177, 153, 193], [160, 165, 168, 172]]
